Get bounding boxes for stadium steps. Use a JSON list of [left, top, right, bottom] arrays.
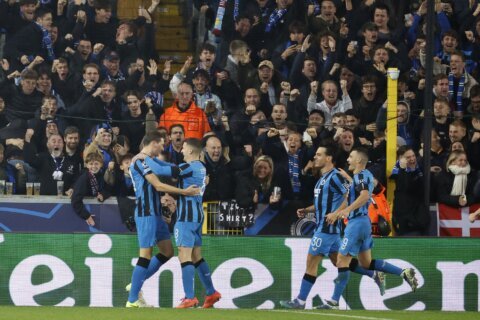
[[118, 0, 194, 105]]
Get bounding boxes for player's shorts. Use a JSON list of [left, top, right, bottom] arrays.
[[339, 215, 373, 256], [174, 221, 203, 248], [135, 215, 171, 248], [307, 231, 341, 256]]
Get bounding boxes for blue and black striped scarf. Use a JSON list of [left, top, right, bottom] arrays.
[[288, 152, 301, 193], [36, 22, 55, 62], [448, 72, 465, 112], [265, 8, 287, 33]]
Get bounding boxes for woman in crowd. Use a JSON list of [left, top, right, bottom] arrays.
[[235, 155, 289, 210], [436, 150, 479, 208]]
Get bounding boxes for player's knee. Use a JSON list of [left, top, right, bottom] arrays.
[[194, 258, 205, 268], [156, 253, 172, 263], [303, 273, 316, 284], [349, 258, 359, 272], [136, 257, 150, 268]]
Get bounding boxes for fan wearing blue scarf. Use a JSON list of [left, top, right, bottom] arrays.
[[35, 8, 55, 62], [448, 52, 478, 116]]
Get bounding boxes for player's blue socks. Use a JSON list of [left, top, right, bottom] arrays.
[[332, 268, 350, 303], [194, 258, 215, 295], [370, 259, 402, 276], [145, 253, 171, 279], [298, 273, 316, 301], [128, 257, 150, 302], [349, 258, 374, 277], [181, 261, 195, 299]]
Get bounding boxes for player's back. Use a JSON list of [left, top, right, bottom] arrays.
[[129, 159, 160, 217], [348, 169, 374, 220], [314, 168, 348, 234], [177, 160, 206, 222]]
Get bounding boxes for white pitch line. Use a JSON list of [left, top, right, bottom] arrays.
[[269, 309, 395, 320]]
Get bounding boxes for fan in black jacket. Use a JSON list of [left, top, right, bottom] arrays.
[[23, 131, 81, 195], [71, 152, 111, 227]]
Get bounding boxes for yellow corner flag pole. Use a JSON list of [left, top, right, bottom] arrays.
[[386, 69, 398, 209]]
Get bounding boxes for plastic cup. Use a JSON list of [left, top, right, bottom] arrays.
[[6, 182, 13, 196], [26, 182, 33, 196], [33, 182, 41, 196], [57, 181, 64, 197]]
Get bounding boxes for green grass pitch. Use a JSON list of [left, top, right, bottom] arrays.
[[0, 307, 478, 320]]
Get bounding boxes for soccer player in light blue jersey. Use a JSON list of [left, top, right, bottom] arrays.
[[319, 148, 418, 310], [280, 146, 385, 309], [126, 132, 200, 308], [175, 138, 221, 309]]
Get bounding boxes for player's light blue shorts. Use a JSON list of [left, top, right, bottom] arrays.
[[308, 231, 341, 256], [339, 215, 373, 256], [174, 222, 203, 248], [135, 215, 171, 248]]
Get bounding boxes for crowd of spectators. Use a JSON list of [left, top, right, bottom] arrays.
[[1, 0, 480, 235]]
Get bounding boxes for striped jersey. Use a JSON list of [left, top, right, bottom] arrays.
[[129, 157, 177, 217], [347, 169, 374, 220], [177, 160, 207, 223], [314, 168, 349, 234]]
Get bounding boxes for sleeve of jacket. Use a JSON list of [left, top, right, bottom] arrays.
[[376, 104, 387, 132], [71, 172, 92, 220], [23, 142, 41, 169], [436, 173, 461, 207], [202, 110, 212, 135], [261, 135, 284, 160]]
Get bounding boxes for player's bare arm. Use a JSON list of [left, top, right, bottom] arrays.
[[297, 205, 315, 218]]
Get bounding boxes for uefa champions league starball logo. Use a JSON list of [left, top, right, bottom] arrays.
[[290, 212, 317, 236]]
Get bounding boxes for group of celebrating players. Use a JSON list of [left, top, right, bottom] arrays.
[[124, 131, 417, 310]]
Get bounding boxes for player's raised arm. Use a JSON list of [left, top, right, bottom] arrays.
[[145, 172, 200, 195], [145, 157, 180, 178]]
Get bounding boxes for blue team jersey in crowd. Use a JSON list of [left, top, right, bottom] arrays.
[[129, 157, 176, 217], [177, 160, 207, 223], [314, 168, 349, 234], [347, 169, 374, 220]]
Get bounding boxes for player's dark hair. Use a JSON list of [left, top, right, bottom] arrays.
[[184, 138, 202, 155], [142, 131, 163, 146], [322, 144, 337, 158]]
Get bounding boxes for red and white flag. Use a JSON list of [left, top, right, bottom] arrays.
[[437, 203, 480, 237]]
